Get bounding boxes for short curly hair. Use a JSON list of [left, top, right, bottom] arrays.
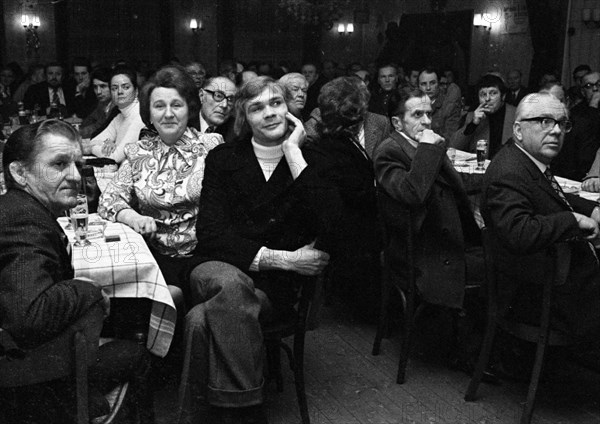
[[318, 76, 370, 136]]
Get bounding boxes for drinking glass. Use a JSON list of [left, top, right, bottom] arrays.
[[476, 139, 488, 171], [70, 193, 91, 247]]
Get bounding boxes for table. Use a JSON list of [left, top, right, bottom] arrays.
[[57, 214, 176, 358]]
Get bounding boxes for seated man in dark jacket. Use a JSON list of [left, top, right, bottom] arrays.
[[178, 77, 338, 424], [0, 120, 151, 424]]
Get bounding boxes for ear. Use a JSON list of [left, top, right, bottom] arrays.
[[513, 121, 523, 142], [391, 116, 403, 132], [8, 161, 27, 187], [502, 92, 507, 102], [199, 89, 206, 102]]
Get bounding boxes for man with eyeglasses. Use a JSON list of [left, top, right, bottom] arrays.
[[482, 92, 600, 344], [199, 76, 237, 142], [374, 89, 489, 378], [451, 74, 515, 159]]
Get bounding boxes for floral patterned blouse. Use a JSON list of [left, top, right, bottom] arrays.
[[98, 127, 223, 257]]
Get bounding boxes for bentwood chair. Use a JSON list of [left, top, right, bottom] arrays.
[[263, 275, 320, 424], [465, 227, 573, 424], [0, 304, 131, 424], [372, 190, 483, 384]]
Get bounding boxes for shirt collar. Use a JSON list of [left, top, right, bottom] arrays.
[[396, 129, 419, 149], [515, 142, 547, 173]]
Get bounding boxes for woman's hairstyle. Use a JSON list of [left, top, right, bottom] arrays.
[[318, 76, 370, 136], [3, 119, 80, 189], [110, 65, 138, 90], [233, 76, 285, 138], [139, 65, 200, 129]]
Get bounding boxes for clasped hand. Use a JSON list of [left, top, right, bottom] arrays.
[[286, 242, 330, 276]]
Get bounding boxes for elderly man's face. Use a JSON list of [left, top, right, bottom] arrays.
[[46, 66, 64, 88], [378, 66, 398, 92], [200, 77, 237, 127], [20, 134, 83, 215], [581, 72, 600, 104], [419, 72, 439, 99], [286, 76, 309, 110], [393, 96, 432, 140], [301, 64, 318, 85], [515, 95, 567, 165], [245, 86, 289, 146], [507, 71, 521, 91], [185, 63, 206, 89]]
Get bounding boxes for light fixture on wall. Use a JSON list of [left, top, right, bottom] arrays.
[[21, 0, 41, 55], [337, 22, 354, 35], [190, 18, 203, 33], [473, 13, 491, 30], [582, 8, 600, 29]]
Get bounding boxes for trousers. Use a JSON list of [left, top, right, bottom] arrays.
[[176, 261, 272, 424]]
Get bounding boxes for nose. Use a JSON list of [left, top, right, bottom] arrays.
[[422, 114, 432, 125], [67, 163, 82, 184], [164, 105, 174, 117]]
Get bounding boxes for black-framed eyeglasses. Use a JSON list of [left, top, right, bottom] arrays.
[[518, 117, 572, 133], [582, 81, 600, 90], [203, 89, 234, 103]]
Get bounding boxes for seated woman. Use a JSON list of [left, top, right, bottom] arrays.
[[84, 65, 145, 164], [98, 65, 223, 307], [0, 120, 152, 424], [306, 76, 382, 320]]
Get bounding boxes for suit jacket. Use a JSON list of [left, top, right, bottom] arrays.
[[505, 86, 528, 106], [23, 81, 76, 116], [482, 142, 600, 335], [450, 104, 516, 154], [373, 131, 481, 308], [304, 108, 392, 158], [190, 136, 340, 308], [0, 189, 103, 349]]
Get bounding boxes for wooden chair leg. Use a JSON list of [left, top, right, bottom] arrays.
[[372, 262, 392, 356], [74, 331, 89, 424], [465, 319, 497, 401], [293, 331, 310, 424], [396, 287, 417, 384]]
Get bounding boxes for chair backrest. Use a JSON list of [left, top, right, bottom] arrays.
[[481, 227, 572, 342], [0, 304, 104, 388]]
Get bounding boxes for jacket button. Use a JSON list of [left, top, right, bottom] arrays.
[[444, 259, 450, 265]]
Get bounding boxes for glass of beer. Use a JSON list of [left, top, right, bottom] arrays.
[[476, 139, 488, 171], [70, 193, 90, 247]]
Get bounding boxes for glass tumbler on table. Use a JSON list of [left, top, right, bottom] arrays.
[[476, 139, 488, 171], [70, 193, 91, 247]]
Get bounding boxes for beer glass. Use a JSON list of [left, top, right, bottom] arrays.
[[70, 192, 90, 247], [476, 139, 488, 171]]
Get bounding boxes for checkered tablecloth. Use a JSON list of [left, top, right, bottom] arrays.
[[57, 215, 176, 357]]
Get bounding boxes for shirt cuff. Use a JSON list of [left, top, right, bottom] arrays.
[[249, 246, 267, 272]]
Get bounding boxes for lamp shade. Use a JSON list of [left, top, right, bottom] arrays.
[[190, 19, 198, 30]]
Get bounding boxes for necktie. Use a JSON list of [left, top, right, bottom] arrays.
[[52, 88, 60, 105], [544, 168, 572, 211], [546, 168, 599, 261]]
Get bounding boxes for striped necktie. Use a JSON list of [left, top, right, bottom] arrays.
[[544, 168, 572, 211], [52, 88, 60, 105]]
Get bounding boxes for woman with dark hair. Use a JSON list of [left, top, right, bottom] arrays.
[[86, 65, 145, 164], [98, 65, 222, 302], [308, 76, 382, 321]]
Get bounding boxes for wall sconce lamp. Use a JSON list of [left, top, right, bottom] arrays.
[[473, 13, 491, 30], [582, 9, 600, 29], [337, 22, 354, 35], [190, 18, 203, 33], [21, 8, 41, 55]]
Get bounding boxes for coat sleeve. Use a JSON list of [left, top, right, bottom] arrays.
[[0, 217, 103, 348], [482, 170, 582, 254]]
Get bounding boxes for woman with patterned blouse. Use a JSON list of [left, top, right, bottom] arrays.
[[99, 65, 223, 303]]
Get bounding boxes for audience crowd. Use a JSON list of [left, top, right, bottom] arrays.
[[2, 51, 600, 424]]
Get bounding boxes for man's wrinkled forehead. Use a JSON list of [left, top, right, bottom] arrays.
[[405, 96, 432, 113], [583, 72, 600, 84], [206, 78, 237, 94]]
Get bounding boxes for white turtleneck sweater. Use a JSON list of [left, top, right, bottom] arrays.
[[251, 138, 284, 181], [90, 99, 145, 164]]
